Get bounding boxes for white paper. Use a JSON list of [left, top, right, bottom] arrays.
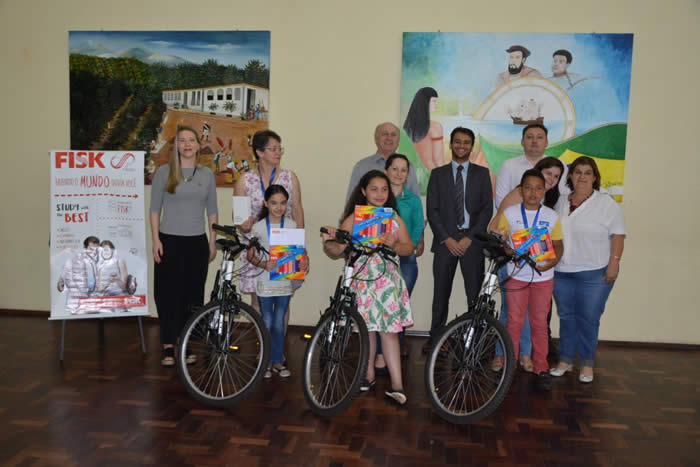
[[232, 196, 251, 225], [269, 228, 305, 246]]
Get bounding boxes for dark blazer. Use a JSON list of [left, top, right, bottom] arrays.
[[426, 162, 493, 252]]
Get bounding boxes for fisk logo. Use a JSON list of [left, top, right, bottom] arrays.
[[55, 152, 105, 169], [111, 152, 135, 169]]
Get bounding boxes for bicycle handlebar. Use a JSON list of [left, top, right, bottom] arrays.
[[320, 227, 397, 258], [213, 224, 267, 254], [212, 223, 237, 237], [475, 231, 541, 276]]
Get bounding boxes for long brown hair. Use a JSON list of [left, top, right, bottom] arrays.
[[166, 125, 201, 194]]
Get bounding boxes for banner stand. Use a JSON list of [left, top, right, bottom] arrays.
[[59, 316, 147, 361]]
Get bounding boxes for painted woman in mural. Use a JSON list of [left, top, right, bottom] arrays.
[[402, 87, 444, 170]]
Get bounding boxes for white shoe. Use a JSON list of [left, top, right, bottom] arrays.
[[579, 367, 594, 383], [549, 362, 573, 377]]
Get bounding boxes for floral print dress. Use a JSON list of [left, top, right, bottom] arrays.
[[351, 219, 413, 333]]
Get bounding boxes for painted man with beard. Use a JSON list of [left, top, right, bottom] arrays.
[[496, 45, 542, 88]]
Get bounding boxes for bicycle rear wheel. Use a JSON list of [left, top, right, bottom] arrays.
[[302, 306, 369, 417], [177, 300, 270, 408], [425, 312, 515, 424]]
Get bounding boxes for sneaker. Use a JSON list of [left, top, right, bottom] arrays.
[[385, 388, 407, 405], [359, 379, 376, 392], [160, 347, 175, 367], [272, 365, 291, 378], [536, 372, 552, 391], [264, 367, 273, 379]]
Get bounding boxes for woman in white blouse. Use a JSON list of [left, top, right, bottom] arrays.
[[549, 156, 626, 383]]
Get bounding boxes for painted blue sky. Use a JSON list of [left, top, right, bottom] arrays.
[[69, 31, 270, 67], [402, 32, 633, 124]]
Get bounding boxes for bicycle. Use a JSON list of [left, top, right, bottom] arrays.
[[424, 231, 540, 424], [301, 227, 398, 416], [176, 224, 271, 408]]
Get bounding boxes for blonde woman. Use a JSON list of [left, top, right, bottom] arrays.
[[150, 126, 218, 366]]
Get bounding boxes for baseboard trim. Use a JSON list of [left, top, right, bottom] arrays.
[[2, 309, 698, 349]]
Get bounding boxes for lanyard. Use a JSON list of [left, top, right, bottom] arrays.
[[520, 203, 541, 229], [265, 216, 285, 241], [258, 167, 277, 195]]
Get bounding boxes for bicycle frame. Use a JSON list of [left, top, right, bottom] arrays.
[[208, 225, 262, 349], [456, 234, 527, 351], [321, 231, 394, 356]]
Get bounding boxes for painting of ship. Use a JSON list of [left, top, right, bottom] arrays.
[[509, 98, 544, 125]]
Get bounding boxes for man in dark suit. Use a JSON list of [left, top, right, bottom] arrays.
[[424, 127, 493, 352]]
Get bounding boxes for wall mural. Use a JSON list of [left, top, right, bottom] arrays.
[[400, 32, 633, 201], [69, 30, 271, 187]]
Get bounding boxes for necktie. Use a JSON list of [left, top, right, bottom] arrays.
[[455, 165, 465, 226]]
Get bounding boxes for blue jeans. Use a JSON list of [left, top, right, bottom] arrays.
[[399, 254, 418, 295], [258, 295, 291, 365], [376, 254, 417, 356], [496, 266, 532, 357], [553, 267, 614, 366]]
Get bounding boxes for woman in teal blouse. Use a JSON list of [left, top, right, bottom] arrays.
[[373, 153, 424, 366]]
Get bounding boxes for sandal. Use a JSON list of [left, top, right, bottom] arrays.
[[359, 379, 376, 392], [519, 355, 534, 373], [160, 347, 175, 367], [491, 357, 504, 372], [385, 388, 407, 405], [272, 364, 291, 378]]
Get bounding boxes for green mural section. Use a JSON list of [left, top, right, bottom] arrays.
[[481, 123, 628, 174], [545, 123, 627, 160]]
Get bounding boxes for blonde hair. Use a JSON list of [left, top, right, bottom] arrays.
[[166, 125, 201, 194]]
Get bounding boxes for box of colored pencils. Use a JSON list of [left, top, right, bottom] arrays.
[[269, 245, 306, 281], [352, 205, 393, 247], [511, 227, 555, 263]]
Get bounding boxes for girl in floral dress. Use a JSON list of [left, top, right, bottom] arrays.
[[321, 170, 414, 404]]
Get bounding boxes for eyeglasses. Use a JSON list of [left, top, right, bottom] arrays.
[[264, 146, 285, 154]]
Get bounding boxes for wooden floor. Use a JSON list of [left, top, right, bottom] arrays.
[[0, 314, 698, 466]]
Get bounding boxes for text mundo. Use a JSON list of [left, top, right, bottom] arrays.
[[80, 175, 110, 188], [55, 151, 105, 169]]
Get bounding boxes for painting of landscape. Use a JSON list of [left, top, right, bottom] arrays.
[[69, 31, 271, 186]]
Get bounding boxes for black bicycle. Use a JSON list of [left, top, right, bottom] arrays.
[[301, 227, 398, 417], [424, 231, 540, 424], [176, 224, 271, 408]]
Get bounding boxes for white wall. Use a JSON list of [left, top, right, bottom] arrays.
[[1, 0, 698, 344]]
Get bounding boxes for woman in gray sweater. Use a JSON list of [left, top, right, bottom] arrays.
[[150, 125, 218, 366]]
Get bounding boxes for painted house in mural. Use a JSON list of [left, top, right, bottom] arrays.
[[162, 82, 269, 118]]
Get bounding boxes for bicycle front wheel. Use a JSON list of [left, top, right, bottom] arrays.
[[177, 300, 270, 408], [425, 312, 515, 424], [302, 306, 369, 417]]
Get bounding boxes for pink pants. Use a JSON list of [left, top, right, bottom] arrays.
[[505, 278, 554, 374]]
